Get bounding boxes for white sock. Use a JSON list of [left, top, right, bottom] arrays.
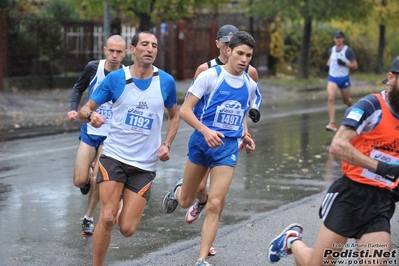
[[174, 186, 181, 199], [84, 216, 93, 221]]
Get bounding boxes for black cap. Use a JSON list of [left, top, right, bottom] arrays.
[[382, 56, 399, 84], [389, 56, 399, 73], [217, 25, 238, 42], [334, 30, 345, 38]]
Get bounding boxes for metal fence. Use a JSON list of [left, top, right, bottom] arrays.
[[62, 21, 136, 72], [1, 13, 271, 83]]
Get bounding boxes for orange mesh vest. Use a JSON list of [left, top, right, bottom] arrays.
[[342, 93, 399, 189]]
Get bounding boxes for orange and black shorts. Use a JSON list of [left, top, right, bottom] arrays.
[[97, 154, 155, 200]]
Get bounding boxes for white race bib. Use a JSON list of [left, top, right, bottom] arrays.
[[121, 107, 155, 135], [361, 149, 398, 186]]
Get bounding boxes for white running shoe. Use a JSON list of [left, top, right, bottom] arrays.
[[185, 200, 206, 224], [325, 122, 337, 132]]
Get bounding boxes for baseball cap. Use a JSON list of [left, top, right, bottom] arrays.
[[382, 56, 399, 84], [334, 30, 345, 38], [389, 56, 399, 73], [217, 25, 238, 42]]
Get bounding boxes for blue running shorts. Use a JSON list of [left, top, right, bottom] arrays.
[[328, 75, 351, 90], [187, 130, 240, 168], [79, 124, 106, 149]]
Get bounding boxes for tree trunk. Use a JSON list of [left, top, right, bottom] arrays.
[[132, 0, 155, 31], [138, 13, 153, 32], [297, 16, 312, 79], [267, 55, 277, 76], [376, 24, 385, 74]]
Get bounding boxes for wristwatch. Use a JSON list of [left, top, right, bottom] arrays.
[[86, 111, 93, 122]]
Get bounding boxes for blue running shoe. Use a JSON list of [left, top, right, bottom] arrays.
[[267, 223, 303, 263], [162, 178, 183, 214]]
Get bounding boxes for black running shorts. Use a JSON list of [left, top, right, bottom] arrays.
[[97, 154, 155, 200], [319, 175, 395, 239]]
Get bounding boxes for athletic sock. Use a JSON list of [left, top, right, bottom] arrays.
[[84, 216, 94, 221], [173, 186, 181, 199], [198, 194, 208, 205], [287, 236, 301, 253]]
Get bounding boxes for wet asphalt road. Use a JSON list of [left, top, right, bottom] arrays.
[[1, 94, 393, 266]]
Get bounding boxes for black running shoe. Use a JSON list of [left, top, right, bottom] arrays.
[[80, 180, 91, 195], [80, 165, 93, 195], [82, 218, 94, 235]]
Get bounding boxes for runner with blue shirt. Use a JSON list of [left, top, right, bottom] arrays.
[[67, 35, 127, 235], [162, 31, 258, 266], [183, 24, 262, 257]]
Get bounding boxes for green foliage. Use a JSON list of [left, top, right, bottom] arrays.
[[349, 34, 378, 73], [269, 21, 284, 58], [369, 0, 399, 26], [75, 0, 228, 27], [8, 17, 64, 66], [308, 24, 335, 75], [6, 1, 66, 74], [282, 20, 302, 67], [39, 0, 81, 20], [75, 0, 103, 19], [248, 0, 300, 21], [249, 0, 371, 23], [0, 0, 10, 9], [387, 33, 399, 63], [282, 21, 334, 74], [313, 0, 371, 22], [155, 0, 228, 21], [249, 0, 372, 78]]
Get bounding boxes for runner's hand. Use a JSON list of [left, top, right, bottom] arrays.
[[202, 128, 224, 148], [89, 112, 105, 128], [248, 108, 260, 123], [242, 135, 255, 153], [158, 144, 170, 162], [337, 59, 346, 66], [67, 110, 78, 121], [376, 161, 399, 182]]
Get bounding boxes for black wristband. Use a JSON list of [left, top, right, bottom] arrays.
[[376, 161, 399, 182], [87, 111, 93, 122]]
